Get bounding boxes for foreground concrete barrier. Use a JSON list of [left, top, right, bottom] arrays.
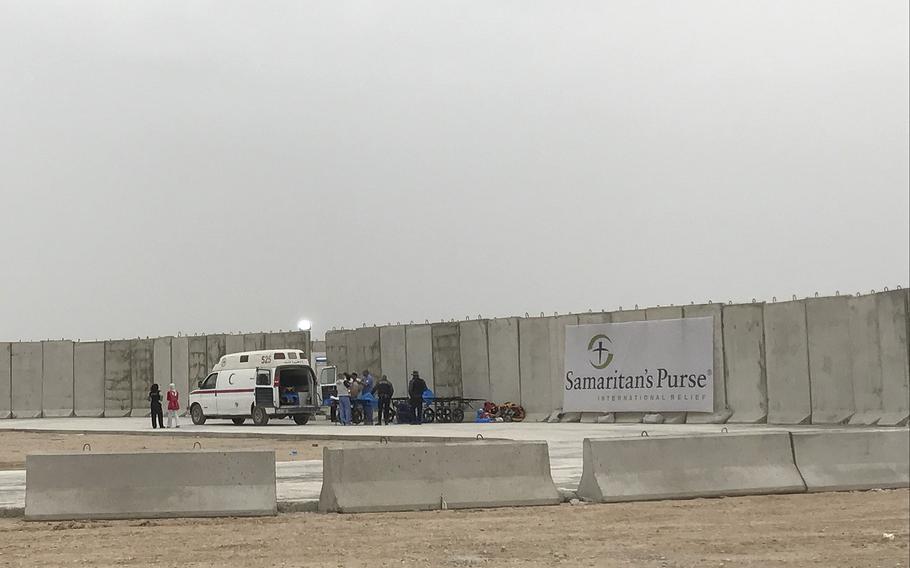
[[318, 441, 560, 513], [26, 450, 276, 520], [577, 432, 806, 502], [791, 429, 910, 492]]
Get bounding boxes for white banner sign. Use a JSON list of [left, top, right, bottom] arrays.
[[564, 317, 714, 413]]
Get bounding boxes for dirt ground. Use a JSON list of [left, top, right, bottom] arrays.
[[0, 490, 906, 567], [0, 431, 361, 469]]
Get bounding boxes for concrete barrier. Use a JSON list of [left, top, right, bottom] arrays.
[[459, 320, 491, 401], [318, 441, 560, 513], [129, 339, 154, 417], [187, 336, 208, 392], [548, 315, 578, 420], [243, 332, 266, 352], [577, 432, 805, 502], [722, 304, 768, 423], [405, 325, 434, 390], [0, 343, 10, 419], [11, 342, 43, 419], [764, 301, 812, 424], [25, 450, 276, 520], [170, 336, 190, 416], [206, 334, 226, 372], [806, 297, 854, 423], [380, 326, 408, 396], [324, 330, 349, 373], [432, 323, 462, 397], [847, 295, 885, 425], [42, 340, 74, 417], [225, 334, 244, 355], [488, 318, 520, 404], [683, 303, 729, 423], [74, 342, 105, 417], [875, 290, 910, 426], [518, 317, 552, 415], [791, 429, 909, 492]]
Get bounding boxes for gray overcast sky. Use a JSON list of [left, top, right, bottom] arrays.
[[1, 1, 907, 341]]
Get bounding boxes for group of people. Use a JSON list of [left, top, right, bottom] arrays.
[[333, 369, 427, 426], [148, 383, 180, 429]]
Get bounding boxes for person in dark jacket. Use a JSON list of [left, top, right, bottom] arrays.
[[375, 374, 395, 425], [408, 371, 427, 425], [148, 383, 164, 429]]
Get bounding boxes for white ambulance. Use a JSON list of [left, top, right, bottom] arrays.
[[189, 349, 319, 426]]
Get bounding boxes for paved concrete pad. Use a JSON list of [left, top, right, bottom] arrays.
[[319, 440, 560, 513], [42, 340, 74, 417], [791, 429, 910, 492], [577, 431, 806, 502], [0, 343, 11, 419], [806, 297, 855, 424], [11, 342, 42, 419], [764, 301, 812, 424], [74, 342, 105, 417], [488, 318, 520, 404], [25, 450, 276, 520], [722, 304, 768, 423]]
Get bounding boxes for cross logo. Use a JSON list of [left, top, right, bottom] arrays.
[[587, 334, 614, 369]]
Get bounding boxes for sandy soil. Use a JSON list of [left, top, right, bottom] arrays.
[[0, 490, 906, 567], [0, 431, 366, 469]]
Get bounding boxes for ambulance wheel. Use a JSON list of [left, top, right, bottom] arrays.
[[190, 404, 206, 425], [423, 408, 436, 423], [452, 408, 465, 423], [252, 406, 270, 426], [231, 418, 246, 425], [293, 414, 310, 425]]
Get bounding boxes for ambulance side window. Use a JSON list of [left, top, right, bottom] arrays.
[[200, 373, 218, 389], [256, 371, 271, 386]]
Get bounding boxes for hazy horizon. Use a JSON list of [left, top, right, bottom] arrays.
[[1, 0, 908, 342]]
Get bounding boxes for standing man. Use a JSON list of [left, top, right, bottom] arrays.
[[361, 369, 375, 425], [335, 372, 352, 426], [375, 374, 395, 425], [408, 371, 427, 425]]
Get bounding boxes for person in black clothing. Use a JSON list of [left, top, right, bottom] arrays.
[[148, 383, 164, 429], [375, 374, 395, 425], [408, 371, 427, 425]]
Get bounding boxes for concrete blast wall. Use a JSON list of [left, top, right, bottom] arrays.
[[319, 441, 560, 513], [577, 432, 805, 502], [806, 297, 855, 424], [722, 304, 767, 423], [11, 342, 43, 418], [0, 343, 11, 418], [764, 301, 812, 424], [324, 331, 349, 373], [170, 337, 189, 415], [243, 333, 266, 352], [225, 335, 244, 355], [74, 343, 105, 417], [379, 326, 408, 396], [459, 320, 490, 401], [876, 290, 910, 425], [518, 317, 552, 414], [187, 336, 208, 393], [153, 337, 172, 389], [42, 340, 74, 417], [683, 303, 728, 423], [847, 295, 885, 425], [349, 327, 381, 378], [487, 318, 520, 404], [129, 339, 154, 417], [405, 326, 434, 390], [548, 315, 578, 415], [431, 324, 462, 397], [26, 450, 277, 520], [206, 334, 226, 373]]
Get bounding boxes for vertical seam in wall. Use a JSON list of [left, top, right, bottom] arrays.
[[516, 319, 522, 406], [787, 431, 808, 490], [804, 301, 813, 424], [40, 341, 45, 418], [758, 304, 768, 423], [720, 306, 729, 414], [71, 341, 75, 417]]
